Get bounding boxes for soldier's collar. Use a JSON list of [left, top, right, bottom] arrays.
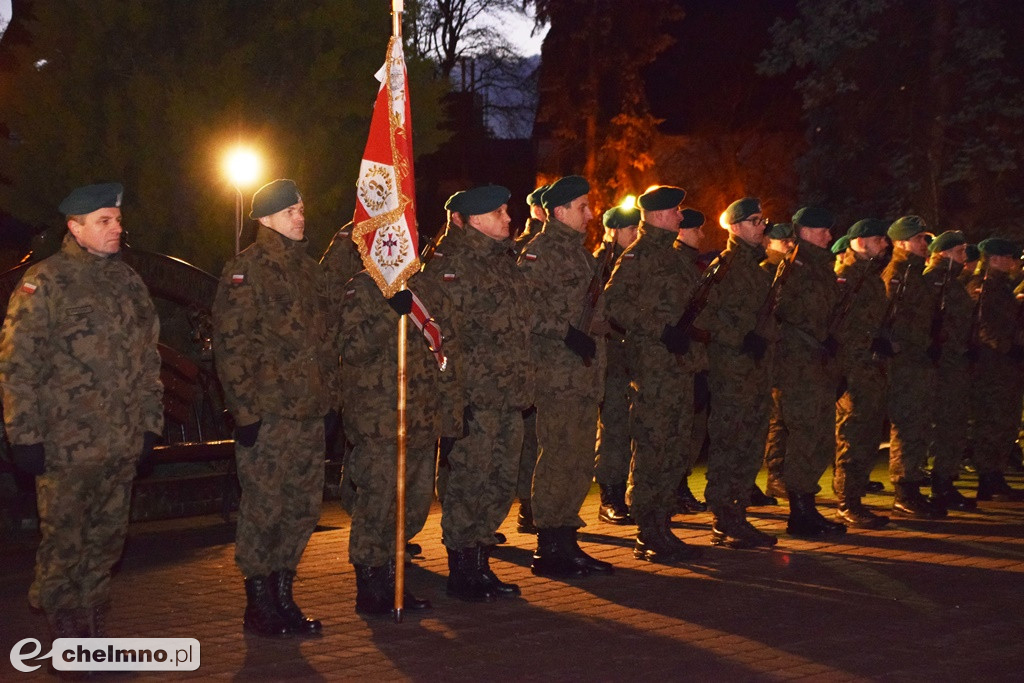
[[61, 230, 121, 263], [541, 218, 586, 244]]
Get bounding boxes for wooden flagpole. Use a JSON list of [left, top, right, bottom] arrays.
[[392, 0, 407, 624]]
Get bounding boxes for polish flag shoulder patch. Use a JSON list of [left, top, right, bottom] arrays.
[[231, 273, 245, 284], [443, 273, 457, 282], [20, 282, 37, 295], [836, 277, 847, 284], [524, 253, 538, 261]]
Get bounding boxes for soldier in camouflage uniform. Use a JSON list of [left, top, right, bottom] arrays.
[[422, 185, 533, 602], [518, 175, 611, 577], [767, 207, 847, 537], [514, 184, 549, 256], [212, 179, 341, 636], [700, 197, 778, 548], [593, 203, 640, 525], [923, 231, 977, 511], [967, 238, 1024, 501], [605, 185, 703, 563], [881, 216, 946, 518], [833, 219, 891, 528], [0, 183, 163, 639], [339, 270, 456, 615]]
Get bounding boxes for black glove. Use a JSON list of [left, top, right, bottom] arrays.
[[386, 290, 413, 316], [741, 331, 768, 361], [11, 443, 45, 476], [870, 336, 895, 358], [462, 405, 474, 438], [323, 409, 340, 449], [693, 370, 710, 413], [822, 334, 840, 359], [235, 420, 263, 448], [661, 323, 691, 355], [564, 325, 596, 362], [438, 436, 456, 467], [136, 431, 161, 478]]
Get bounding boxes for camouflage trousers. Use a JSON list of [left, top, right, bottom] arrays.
[[235, 415, 324, 576], [30, 458, 136, 612], [763, 390, 786, 486], [929, 356, 970, 482], [773, 357, 837, 495], [532, 395, 600, 528], [628, 365, 693, 518], [441, 407, 523, 549], [835, 362, 887, 500], [887, 351, 937, 484], [347, 439, 435, 566], [594, 343, 632, 487], [516, 407, 538, 501], [705, 347, 772, 513], [970, 350, 1024, 475]]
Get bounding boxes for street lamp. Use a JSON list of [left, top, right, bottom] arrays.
[[224, 147, 261, 254]]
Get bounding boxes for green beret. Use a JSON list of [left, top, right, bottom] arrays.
[[766, 222, 794, 239], [831, 235, 851, 255], [679, 208, 705, 230], [602, 206, 641, 229], [928, 230, 967, 254], [542, 175, 590, 210], [847, 219, 888, 239], [887, 215, 927, 241], [449, 185, 510, 216], [978, 237, 1019, 258], [965, 244, 980, 261], [250, 179, 302, 219], [724, 197, 761, 225], [638, 185, 686, 211], [792, 206, 834, 229], [58, 182, 124, 216], [527, 184, 550, 207]]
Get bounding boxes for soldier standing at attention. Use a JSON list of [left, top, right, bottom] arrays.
[[881, 216, 946, 518], [514, 184, 549, 255], [967, 238, 1024, 501], [594, 203, 641, 525], [520, 175, 612, 577], [213, 179, 341, 636], [701, 198, 778, 549], [0, 183, 164, 639], [423, 185, 533, 602], [768, 207, 846, 537], [833, 219, 891, 528], [605, 185, 703, 563], [923, 231, 977, 511]]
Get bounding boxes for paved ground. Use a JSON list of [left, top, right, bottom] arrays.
[[3, 461, 1024, 681]]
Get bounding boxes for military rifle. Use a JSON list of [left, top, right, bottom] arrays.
[[576, 239, 619, 366], [926, 258, 954, 365], [821, 256, 876, 366], [872, 260, 913, 362], [418, 226, 446, 267], [966, 267, 988, 364], [673, 248, 737, 334], [753, 244, 800, 337]]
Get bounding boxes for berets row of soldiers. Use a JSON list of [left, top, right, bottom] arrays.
[[4, 176, 1024, 645]]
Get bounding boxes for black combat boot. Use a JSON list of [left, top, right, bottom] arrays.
[[930, 476, 977, 511], [269, 570, 321, 634], [837, 498, 889, 529], [386, 560, 433, 611], [976, 471, 1024, 501], [354, 564, 391, 616], [634, 512, 681, 563], [243, 576, 290, 637], [565, 526, 615, 573], [764, 477, 787, 500], [866, 480, 885, 493], [711, 505, 777, 549], [446, 547, 497, 602], [749, 482, 779, 506], [478, 543, 521, 597], [893, 482, 947, 518], [675, 477, 707, 513], [656, 514, 702, 559], [516, 499, 538, 534], [598, 483, 632, 524], [787, 493, 846, 537], [532, 528, 589, 578]]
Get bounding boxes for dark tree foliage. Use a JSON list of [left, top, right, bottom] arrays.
[[0, 0, 448, 271], [760, 0, 1024, 240]]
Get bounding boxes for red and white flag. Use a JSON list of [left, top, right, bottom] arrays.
[[352, 35, 419, 298]]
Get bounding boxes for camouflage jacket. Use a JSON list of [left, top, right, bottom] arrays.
[[0, 233, 163, 461], [671, 238, 709, 372], [514, 218, 543, 256], [422, 224, 533, 411], [702, 234, 774, 351], [605, 226, 703, 374], [518, 218, 605, 400], [967, 268, 1019, 355], [923, 257, 972, 358], [834, 250, 886, 368], [320, 222, 365, 376], [882, 248, 931, 353], [212, 227, 340, 426], [760, 247, 787, 274], [774, 238, 841, 358], [339, 271, 459, 446]]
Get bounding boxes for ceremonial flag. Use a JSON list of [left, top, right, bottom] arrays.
[[353, 35, 419, 298]]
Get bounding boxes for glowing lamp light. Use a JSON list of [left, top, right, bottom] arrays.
[[224, 147, 262, 189], [619, 195, 637, 210]]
